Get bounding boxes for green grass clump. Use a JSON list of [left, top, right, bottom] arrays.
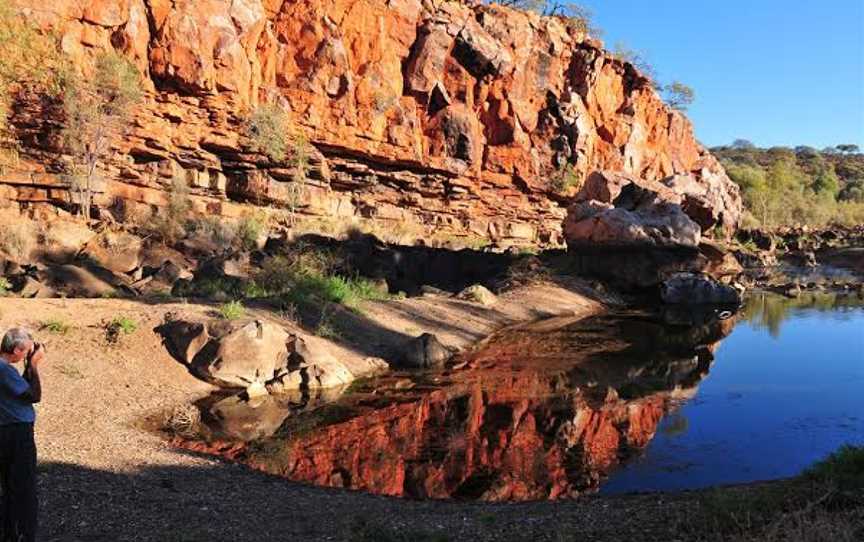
[[104, 315, 137, 344], [0, 277, 10, 295], [803, 445, 864, 494], [256, 246, 390, 312], [678, 445, 864, 541], [218, 301, 246, 320], [109, 316, 137, 335], [40, 319, 71, 335]]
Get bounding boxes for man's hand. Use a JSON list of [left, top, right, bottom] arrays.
[[28, 345, 45, 367]]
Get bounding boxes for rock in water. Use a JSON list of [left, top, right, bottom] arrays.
[[456, 284, 497, 306], [402, 333, 451, 369], [660, 273, 741, 305], [207, 393, 292, 441]]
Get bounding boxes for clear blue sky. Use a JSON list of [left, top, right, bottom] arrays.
[[579, 0, 864, 149]]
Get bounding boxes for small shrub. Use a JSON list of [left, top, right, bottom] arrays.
[[40, 319, 71, 335], [549, 162, 582, 194], [236, 213, 267, 251], [61, 49, 143, 219], [163, 404, 202, 438], [678, 445, 864, 541], [218, 301, 245, 320], [0, 277, 10, 295], [186, 215, 238, 248], [802, 445, 864, 494], [151, 175, 192, 244], [246, 103, 288, 162], [105, 316, 137, 343]]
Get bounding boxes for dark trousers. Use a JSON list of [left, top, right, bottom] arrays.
[[0, 423, 37, 542]]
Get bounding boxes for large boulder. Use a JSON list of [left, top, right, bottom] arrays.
[[195, 320, 291, 389], [456, 284, 497, 306], [36, 264, 122, 298], [564, 171, 702, 249], [564, 167, 744, 251], [81, 232, 143, 274], [402, 333, 451, 369], [287, 335, 355, 389], [158, 320, 209, 365], [662, 172, 741, 233], [660, 273, 741, 305], [158, 317, 367, 392]]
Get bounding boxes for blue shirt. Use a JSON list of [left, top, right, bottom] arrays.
[[0, 359, 35, 425]]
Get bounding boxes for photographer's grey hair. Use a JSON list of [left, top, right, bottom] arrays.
[[1, 328, 32, 354]]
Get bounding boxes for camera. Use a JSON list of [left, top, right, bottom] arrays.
[[26, 342, 44, 365]]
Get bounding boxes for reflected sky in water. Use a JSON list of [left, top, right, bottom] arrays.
[[602, 294, 864, 494]]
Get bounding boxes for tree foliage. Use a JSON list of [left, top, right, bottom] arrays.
[[714, 143, 864, 228], [61, 51, 143, 219], [611, 42, 659, 86], [244, 102, 311, 223], [490, 2, 600, 35], [246, 103, 289, 162], [0, 1, 65, 166], [663, 81, 695, 111]]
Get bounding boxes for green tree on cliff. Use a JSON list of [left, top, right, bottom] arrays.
[[61, 51, 142, 220], [490, 2, 599, 34], [0, 1, 65, 168], [244, 102, 310, 224], [246, 103, 289, 163], [663, 81, 695, 111]]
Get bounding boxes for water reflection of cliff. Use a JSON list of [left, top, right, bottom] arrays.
[[206, 311, 736, 502]]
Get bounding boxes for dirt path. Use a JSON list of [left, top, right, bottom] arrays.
[[0, 291, 701, 542]]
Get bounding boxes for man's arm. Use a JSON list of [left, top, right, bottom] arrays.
[[22, 363, 41, 403], [21, 348, 43, 404]]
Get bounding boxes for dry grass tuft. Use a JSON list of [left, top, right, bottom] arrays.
[[162, 404, 202, 438]]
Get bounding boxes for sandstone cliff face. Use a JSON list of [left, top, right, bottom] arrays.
[[3, 0, 739, 246]]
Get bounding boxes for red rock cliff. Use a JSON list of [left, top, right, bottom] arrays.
[[2, 0, 740, 246]]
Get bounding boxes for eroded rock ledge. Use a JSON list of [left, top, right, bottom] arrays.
[[4, 0, 739, 247]]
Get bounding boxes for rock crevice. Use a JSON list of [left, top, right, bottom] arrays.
[[3, 0, 740, 246]]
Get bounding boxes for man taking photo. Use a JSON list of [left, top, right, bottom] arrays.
[[0, 328, 43, 542]]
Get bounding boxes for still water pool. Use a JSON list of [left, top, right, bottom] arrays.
[[601, 293, 864, 493], [195, 292, 864, 501]]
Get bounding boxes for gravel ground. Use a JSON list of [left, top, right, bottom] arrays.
[[0, 297, 701, 542]]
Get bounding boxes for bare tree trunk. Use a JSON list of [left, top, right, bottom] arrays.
[[83, 155, 97, 221]]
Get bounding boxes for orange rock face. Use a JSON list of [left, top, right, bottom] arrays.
[[3, 0, 740, 246]]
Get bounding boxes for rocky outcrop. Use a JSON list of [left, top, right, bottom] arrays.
[[157, 316, 380, 391], [400, 332, 451, 369], [660, 272, 741, 305], [563, 170, 739, 249], [3, 0, 739, 247]]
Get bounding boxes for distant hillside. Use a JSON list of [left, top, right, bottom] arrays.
[[711, 143, 864, 229]]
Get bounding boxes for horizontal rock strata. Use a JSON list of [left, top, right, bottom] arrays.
[[3, 0, 739, 246]]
